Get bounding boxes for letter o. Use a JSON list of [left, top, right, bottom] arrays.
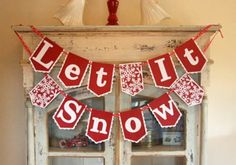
[[125, 117, 141, 133]]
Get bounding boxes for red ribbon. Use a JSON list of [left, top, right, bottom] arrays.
[[30, 25, 44, 38], [14, 31, 32, 56], [203, 29, 224, 53], [193, 24, 213, 41]]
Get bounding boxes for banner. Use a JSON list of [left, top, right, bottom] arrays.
[[148, 93, 182, 128], [29, 74, 61, 108], [58, 52, 90, 88], [119, 108, 147, 143], [148, 53, 178, 88], [172, 74, 204, 106], [174, 39, 208, 73], [119, 62, 144, 96], [88, 62, 115, 97], [53, 95, 87, 129], [86, 109, 114, 143], [29, 37, 64, 73]]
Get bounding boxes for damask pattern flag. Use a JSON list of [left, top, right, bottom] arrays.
[[86, 109, 114, 143], [88, 62, 115, 97], [148, 93, 182, 128], [119, 63, 144, 96], [172, 74, 204, 106], [148, 53, 178, 88], [119, 108, 147, 143], [53, 95, 87, 129], [174, 39, 208, 73], [29, 74, 61, 108], [58, 52, 90, 88], [29, 37, 64, 73]]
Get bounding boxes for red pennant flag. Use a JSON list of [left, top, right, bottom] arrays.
[[119, 108, 147, 143], [29, 74, 61, 108], [172, 74, 204, 106], [29, 37, 64, 73], [86, 109, 114, 143], [148, 53, 178, 88], [148, 93, 182, 128], [88, 62, 115, 97], [119, 63, 144, 96], [174, 38, 208, 73], [53, 95, 87, 129], [58, 53, 89, 88]]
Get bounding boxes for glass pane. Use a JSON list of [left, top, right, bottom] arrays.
[[48, 157, 104, 165], [48, 97, 105, 152], [131, 95, 186, 151], [131, 156, 186, 165]]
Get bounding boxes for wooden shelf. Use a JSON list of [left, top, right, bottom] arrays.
[[49, 146, 104, 153], [132, 145, 185, 152], [12, 25, 222, 33]]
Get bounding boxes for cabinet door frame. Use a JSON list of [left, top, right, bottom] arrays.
[[33, 76, 117, 165], [119, 81, 201, 165]]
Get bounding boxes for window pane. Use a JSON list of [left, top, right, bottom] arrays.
[[131, 95, 186, 151], [132, 156, 186, 165], [48, 97, 105, 152], [48, 157, 104, 165]]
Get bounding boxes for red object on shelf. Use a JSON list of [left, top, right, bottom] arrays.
[[107, 0, 119, 25], [59, 134, 89, 148]]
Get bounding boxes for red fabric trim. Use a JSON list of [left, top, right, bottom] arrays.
[[193, 25, 213, 41], [30, 25, 44, 38], [14, 31, 32, 56], [203, 29, 224, 53]]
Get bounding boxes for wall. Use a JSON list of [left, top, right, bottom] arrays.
[[0, 0, 235, 165]]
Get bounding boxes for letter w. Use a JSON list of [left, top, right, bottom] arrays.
[[152, 100, 174, 120]]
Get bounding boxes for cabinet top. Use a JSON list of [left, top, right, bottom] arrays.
[[12, 25, 221, 33]]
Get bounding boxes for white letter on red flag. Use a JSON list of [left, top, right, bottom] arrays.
[[148, 53, 178, 88], [86, 109, 114, 143], [29, 75, 61, 108], [119, 63, 144, 96], [171, 74, 204, 106], [53, 95, 87, 129], [58, 53, 89, 88], [148, 93, 182, 128], [174, 39, 207, 73], [119, 108, 147, 143], [29, 37, 63, 73], [88, 62, 115, 97]]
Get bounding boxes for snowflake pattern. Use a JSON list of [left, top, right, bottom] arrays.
[[119, 63, 144, 96], [29, 75, 62, 108], [172, 74, 204, 106]]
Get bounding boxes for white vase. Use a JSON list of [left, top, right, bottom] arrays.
[[54, 0, 86, 26], [141, 0, 170, 25]]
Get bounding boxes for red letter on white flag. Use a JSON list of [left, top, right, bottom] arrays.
[[29, 37, 63, 73], [88, 62, 115, 97], [148, 93, 182, 128], [58, 53, 89, 88], [174, 39, 207, 73], [148, 53, 178, 88], [86, 109, 113, 143], [119, 108, 147, 143], [53, 95, 86, 129]]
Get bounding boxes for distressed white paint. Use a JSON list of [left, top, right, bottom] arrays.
[[16, 26, 220, 165]]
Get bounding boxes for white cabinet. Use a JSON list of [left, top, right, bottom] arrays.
[[14, 25, 220, 165]]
